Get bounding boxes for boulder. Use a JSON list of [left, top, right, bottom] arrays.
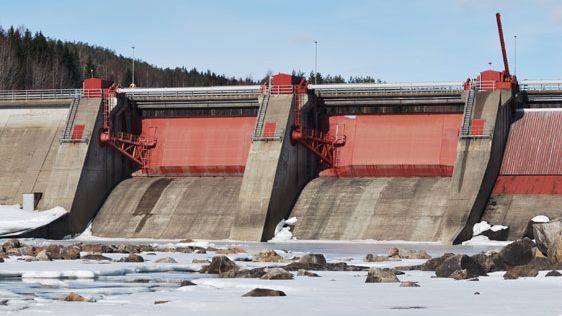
[[179, 280, 197, 286], [260, 268, 294, 280], [254, 250, 283, 262], [365, 268, 399, 283], [219, 267, 267, 279], [115, 244, 140, 254], [471, 251, 504, 273], [35, 250, 51, 261], [81, 244, 113, 254], [119, 254, 144, 262], [207, 255, 239, 274], [0, 258, 4, 263], [2, 239, 21, 252], [532, 247, 546, 258], [387, 248, 431, 259], [64, 292, 91, 302], [547, 236, 562, 264], [242, 288, 286, 297], [435, 254, 484, 278], [61, 246, 81, 260], [503, 264, 539, 279], [82, 254, 112, 261], [499, 238, 534, 267], [420, 253, 455, 271], [479, 226, 509, 241], [545, 270, 562, 277], [388, 247, 400, 258], [299, 254, 327, 266], [533, 219, 561, 255], [364, 254, 388, 262], [155, 257, 177, 263], [399, 281, 420, 287], [45, 244, 63, 259], [297, 269, 320, 277], [527, 257, 553, 271], [20, 245, 36, 257], [216, 248, 246, 255], [449, 269, 469, 280]]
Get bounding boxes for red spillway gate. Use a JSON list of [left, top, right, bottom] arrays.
[[322, 114, 463, 177]]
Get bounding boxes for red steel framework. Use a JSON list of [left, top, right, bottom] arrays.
[[265, 74, 345, 168], [99, 84, 156, 168]]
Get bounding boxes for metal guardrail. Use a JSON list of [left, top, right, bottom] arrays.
[[117, 85, 262, 98], [519, 80, 562, 91], [310, 82, 465, 93], [0, 89, 104, 101]]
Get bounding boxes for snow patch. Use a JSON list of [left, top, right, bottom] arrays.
[[532, 215, 550, 223], [472, 221, 508, 236], [0, 205, 68, 236], [270, 217, 298, 242]]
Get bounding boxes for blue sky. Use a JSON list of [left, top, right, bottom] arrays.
[[1, 0, 561, 82]]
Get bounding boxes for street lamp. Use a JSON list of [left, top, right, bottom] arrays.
[[131, 46, 135, 86], [314, 41, 318, 84]]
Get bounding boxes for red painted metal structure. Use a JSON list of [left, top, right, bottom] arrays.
[[265, 74, 345, 168], [321, 114, 462, 177], [98, 83, 157, 168], [492, 110, 562, 194], [464, 13, 518, 91], [138, 117, 255, 176]]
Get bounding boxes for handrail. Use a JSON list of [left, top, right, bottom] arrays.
[[0, 89, 102, 100]]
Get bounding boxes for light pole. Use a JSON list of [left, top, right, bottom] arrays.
[[131, 46, 135, 86], [514, 35, 517, 76], [314, 41, 318, 84]]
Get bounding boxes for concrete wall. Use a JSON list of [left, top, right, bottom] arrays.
[[441, 90, 513, 244], [91, 177, 241, 239], [230, 94, 317, 241], [483, 193, 562, 239], [290, 177, 451, 240], [0, 104, 69, 205]]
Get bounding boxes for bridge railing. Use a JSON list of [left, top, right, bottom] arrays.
[[0, 89, 106, 101], [309, 82, 464, 94], [117, 85, 262, 98], [519, 80, 562, 91]]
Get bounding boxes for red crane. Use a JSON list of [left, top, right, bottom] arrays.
[[496, 12, 512, 83]]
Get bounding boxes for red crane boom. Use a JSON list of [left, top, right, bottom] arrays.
[[496, 12, 510, 79]]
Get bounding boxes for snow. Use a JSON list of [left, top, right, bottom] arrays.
[[472, 221, 508, 237], [461, 235, 511, 246], [0, 205, 67, 236], [0, 238, 560, 315], [270, 217, 298, 242], [532, 215, 550, 223]]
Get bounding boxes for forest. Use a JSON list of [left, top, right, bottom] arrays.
[[0, 26, 381, 90]]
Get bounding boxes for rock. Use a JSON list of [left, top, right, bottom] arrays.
[[81, 244, 113, 254], [254, 250, 283, 262], [528, 257, 553, 271], [547, 236, 562, 264], [45, 244, 63, 259], [216, 247, 246, 255], [545, 270, 562, 277], [532, 247, 546, 258], [0, 257, 4, 263], [154, 300, 170, 305], [35, 249, 51, 261], [155, 257, 177, 263], [179, 239, 193, 243], [261, 268, 293, 280], [532, 219, 561, 254], [365, 268, 399, 283], [115, 244, 140, 254], [207, 255, 239, 274], [299, 254, 327, 266], [219, 267, 267, 279], [449, 269, 469, 280], [399, 281, 420, 287], [421, 253, 455, 271], [61, 245, 81, 260], [192, 259, 210, 264], [499, 238, 534, 267], [364, 254, 388, 262], [297, 269, 320, 277], [471, 251, 504, 273], [242, 288, 286, 297], [81, 254, 112, 261], [119, 254, 144, 262], [64, 292, 90, 302], [180, 280, 197, 286], [19, 245, 36, 257], [435, 254, 484, 278], [503, 264, 539, 279], [2, 239, 21, 251], [474, 292, 480, 295], [388, 247, 400, 258]]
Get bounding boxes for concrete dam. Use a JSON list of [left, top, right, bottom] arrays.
[[1, 73, 561, 243]]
